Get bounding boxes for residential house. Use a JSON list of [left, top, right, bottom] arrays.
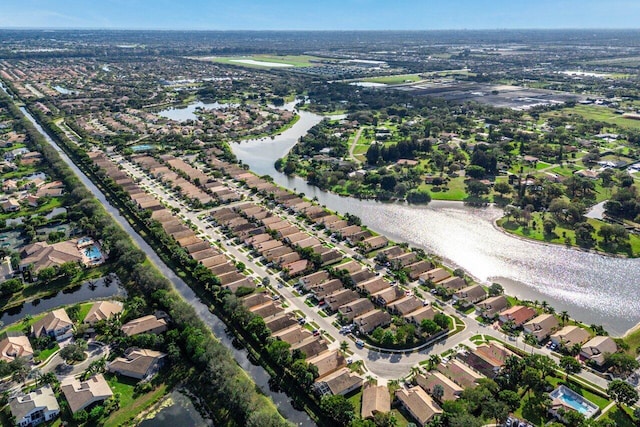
[[121, 314, 168, 337], [31, 309, 73, 341], [0, 331, 34, 362], [314, 367, 363, 396], [404, 305, 436, 325], [387, 296, 423, 316], [419, 268, 451, 284], [550, 326, 591, 348], [273, 325, 313, 345], [310, 279, 344, 299], [415, 371, 463, 402], [10, 385, 60, 427], [360, 236, 388, 253], [390, 252, 418, 269], [2, 198, 20, 212], [438, 276, 467, 292], [298, 271, 330, 290], [458, 342, 515, 378], [580, 336, 617, 366], [407, 261, 433, 281], [264, 313, 297, 333], [354, 310, 392, 334], [498, 306, 536, 327], [395, 386, 443, 426], [83, 301, 123, 325], [325, 289, 359, 312], [361, 385, 390, 420], [107, 348, 167, 379], [355, 277, 389, 296], [437, 359, 485, 389], [452, 285, 487, 307], [308, 350, 347, 378], [60, 374, 113, 414], [338, 298, 375, 322], [19, 240, 83, 274], [476, 295, 509, 319], [291, 336, 328, 358], [372, 286, 404, 306], [523, 314, 559, 342]]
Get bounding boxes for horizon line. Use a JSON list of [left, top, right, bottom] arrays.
[[1, 27, 640, 32]]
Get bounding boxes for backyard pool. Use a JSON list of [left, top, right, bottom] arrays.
[[549, 385, 599, 418], [84, 244, 103, 261]]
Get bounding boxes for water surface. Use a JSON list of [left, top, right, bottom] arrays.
[[231, 110, 640, 336]]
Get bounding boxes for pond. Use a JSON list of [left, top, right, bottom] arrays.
[[0, 275, 125, 327], [231, 108, 640, 336], [139, 391, 210, 427], [157, 101, 237, 122]]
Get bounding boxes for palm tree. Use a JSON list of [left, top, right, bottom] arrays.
[[541, 300, 548, 312], [432, 384, 445, 402], [560, 311, 570, 326], [339, 340, 349, 354], [427, 354, 441, 371]]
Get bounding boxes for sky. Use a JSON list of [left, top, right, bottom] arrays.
[[0, 0, 638, 31]]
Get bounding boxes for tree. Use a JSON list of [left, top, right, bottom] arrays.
[[340, 340, 349, 353], [433, 313, 449, 330], [605, 353, 639, 377], [320, 394, 355, 426], [432, 383, 445, 402], [466, 180, 489, 197], [607, 379, 639, 407], [559, 356, 582, 379], [488, 283, 503, 296], [59, 343, 87, 363], [493, 182, 512, 197], [465, 165, 486, 179], [421, 319, 439, 335], [559, 311, 570, 326], [498, 389, 520, 412], [37, 266, 57, 283]]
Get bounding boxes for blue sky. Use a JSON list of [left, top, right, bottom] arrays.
[[0, 0, 638, 30]]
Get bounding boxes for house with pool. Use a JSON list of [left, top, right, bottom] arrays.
[[549, 385, 599, 421], [19, 236, 105, 278]]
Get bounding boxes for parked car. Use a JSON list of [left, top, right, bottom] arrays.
[[355, 339, 364, 348]]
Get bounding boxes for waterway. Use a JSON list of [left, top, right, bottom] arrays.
[[0, 276, 125, 326], [157, 101, 237, 122], [15, 102, 313, 426], [139, 391, 209, 427], [231, 108, 640, 336]]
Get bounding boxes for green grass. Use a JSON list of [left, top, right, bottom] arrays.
[[361, 74, 423, 85], [545, 105, 640, 130], [35, 343, 59, 363], [77, 302, 93, 323], [547, 377, 610, 410], [600, 405, 637, 427], [103, 372, 169, 427], [498, 214, 640, 257], [346, 389, 363, 418], [208, 54, 324, 68], [420, 176, 468, 201]]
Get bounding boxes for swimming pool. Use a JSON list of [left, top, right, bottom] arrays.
[[77, 236, 93, 245], [549, 385, 598, 418], [84, 245, 102, 261]]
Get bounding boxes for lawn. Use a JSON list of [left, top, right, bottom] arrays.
[[361, 74, 423, 85], [209, 54, 324, 68], [545, 105, 640, 130], [77, 302, 93, 323], [346, 389, 363, 417], [34, 343, 59, 363], [600, 405, 637, 427], [420, 176, 468, 201], [498, 214, 640, 257], [103, 372, 169, 427]]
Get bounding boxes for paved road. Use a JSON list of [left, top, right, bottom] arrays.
[[114, 155, 613, 389], [20, 106, 313, 426]]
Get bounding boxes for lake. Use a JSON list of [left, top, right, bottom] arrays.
[[231, 108, 640, 336], [157, 101, 237, 122]]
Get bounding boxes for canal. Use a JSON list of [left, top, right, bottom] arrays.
[[0, 276, 125, 326], [231, 107, 640, 336], [15, 103, 313, 425]]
